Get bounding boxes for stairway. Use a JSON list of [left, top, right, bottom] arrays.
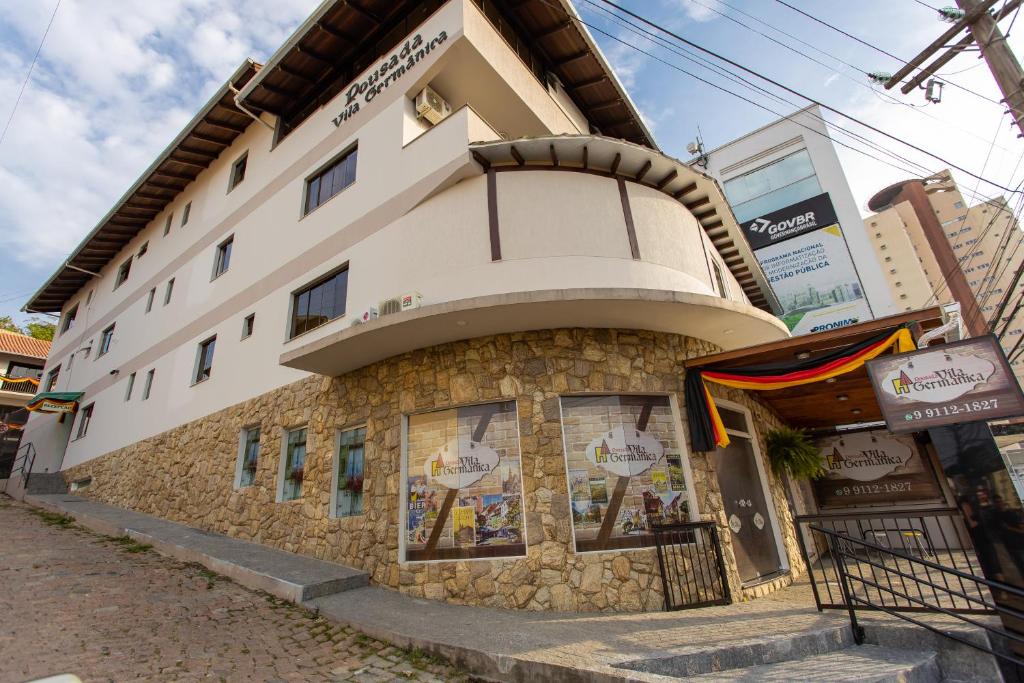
[[614, 623, 945, 682]]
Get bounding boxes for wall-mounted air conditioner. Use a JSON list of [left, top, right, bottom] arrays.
[[414, 86, 451, 125], [379, 292, 422, 317]]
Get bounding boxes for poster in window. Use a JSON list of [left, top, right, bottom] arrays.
[[812, 430, 943, 508], [560, 395, 691, 552], [404, 401, 525, 561]]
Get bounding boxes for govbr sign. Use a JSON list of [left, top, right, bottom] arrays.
[[741, 192, 839, 250], [866, 335, 1024, 433]]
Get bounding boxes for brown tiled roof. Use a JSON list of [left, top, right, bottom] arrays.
[[0, 330, 51, 360]]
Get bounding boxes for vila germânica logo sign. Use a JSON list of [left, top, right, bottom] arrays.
[[332, 30, 449, 127], [585, 426, 664, 477], [881, 353, 994, 403], [424, 439, 498, 489], [822, 432, 912, 482]]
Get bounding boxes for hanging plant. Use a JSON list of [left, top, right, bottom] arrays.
[[765, 427, 826, 481], [289, 466, 305, 485]]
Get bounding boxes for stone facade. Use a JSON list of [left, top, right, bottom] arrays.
[[63, 328, 804, 612]]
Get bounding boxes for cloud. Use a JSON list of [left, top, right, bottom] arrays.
[[0, 0, 319, 269], [668, 0, 725, 23]]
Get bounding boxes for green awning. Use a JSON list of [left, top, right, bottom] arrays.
[[26, 391, 84, 414]]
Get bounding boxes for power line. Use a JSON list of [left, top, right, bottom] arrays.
[[912, 0, 944, 11], [595, 0, 1022, 194], [0, 0, 61, 149]]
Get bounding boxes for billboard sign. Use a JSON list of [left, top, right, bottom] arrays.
[[741, 192, 840, 250], [866, 335, 1024, 433], [755, 225, 872, 334]]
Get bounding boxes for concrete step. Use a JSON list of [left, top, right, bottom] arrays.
[[24, 494, 369, 603], [614, 623, 855, 677], [683, 645, 939, 683]]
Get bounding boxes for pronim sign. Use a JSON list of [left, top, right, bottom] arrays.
[[741, 192, 840, 250], [866, 335, 1024, 433]]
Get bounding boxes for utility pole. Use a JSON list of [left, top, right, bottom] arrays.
[[885, 0, 1024, 137]]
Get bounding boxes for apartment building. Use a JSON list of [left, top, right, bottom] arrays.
[[0, 330, 50, 478], [18, 0, 807, 612], [863, 170, 1024, 374]]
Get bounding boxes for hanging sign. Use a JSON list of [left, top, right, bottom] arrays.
[[866, 335, 1024, 433], [423, 439, 499, 489], [741, 192, 840, 250], [812, 430, 943, 507], [585, 426, 664, 477]]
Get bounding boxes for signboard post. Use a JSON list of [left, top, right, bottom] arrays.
[[866, 335, 1024, 433]]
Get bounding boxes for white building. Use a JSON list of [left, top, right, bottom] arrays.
[[18, 0, 805, 612]]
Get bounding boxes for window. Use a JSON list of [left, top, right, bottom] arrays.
[[242, 313, 255, 339], [7, 362, 42, 380], [76, 403, 94, 439], [560, 395, 691, 552], [279, 427, 307, 502], [722, 149, 821, 223], [145, 287, 155, 313], [193, 336, 216, 384], [86, 289, 94, 306], [712, 261, 728, 298], [181, 201, 191, 226], [404, 401, 525, 561], [60, 305, 78, 334], [212, 236, 233, 279], [875, 232, 881, 238], [45, 365, 60, 391], [236, 427, 260, 488], [98, 324, 115, 357], [164, 278, 175, 305], [115, 258, 132, 289], [304, 146, 357, 214], [884, 256, 892, 262], [290, 267, 348, 338], [163, 213, 173, 236], [138, 241, 149, 258], [229, 152, 248, 192], [142, 369, 155, 400], [333, 427, 366, 517]]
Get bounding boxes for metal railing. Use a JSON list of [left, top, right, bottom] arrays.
[[0, 379, 36, 394], [795, 508, 985, 612], [815, 524, 1024, 671], [2, 442, 35, 493], [651, 521, 731, 610]]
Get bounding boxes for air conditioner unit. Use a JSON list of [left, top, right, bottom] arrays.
[[379, 292, 422, 317], [414, 86, 451, 125], [358, 306, 379, 324]]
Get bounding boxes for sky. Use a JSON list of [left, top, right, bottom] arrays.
[[0, 0, 1022, 326]]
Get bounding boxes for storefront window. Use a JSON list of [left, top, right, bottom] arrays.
[[560, 395, 691, 552], [404, 401, 525, 561], [334, 427, 366, 517], [280, 427, 306, 502]]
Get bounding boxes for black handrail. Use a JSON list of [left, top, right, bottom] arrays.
[[2, 442, 35, 493], [651, 520, 731, 610], [814, 524, 1024, 670]]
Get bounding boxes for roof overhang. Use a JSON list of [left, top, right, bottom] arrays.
[[470, 135, 777, 312], [24, 60, 262, 314], [234, 0, 655, 147], [685, 308, 945, 430]]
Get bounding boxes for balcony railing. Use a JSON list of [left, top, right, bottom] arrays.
[[0, 379, 38, 394]]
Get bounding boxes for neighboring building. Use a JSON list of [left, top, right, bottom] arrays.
[[19, 0, 810, 612], [863, 170, 1024, 375], [701, 105, 897, 335], [0, 330, 50, 478]]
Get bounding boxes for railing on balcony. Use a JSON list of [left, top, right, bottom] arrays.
[[652, 521, 732, 611], [0, 378, 38, 394]]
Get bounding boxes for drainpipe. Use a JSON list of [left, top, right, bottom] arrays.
[[230, 86, 275, 132]]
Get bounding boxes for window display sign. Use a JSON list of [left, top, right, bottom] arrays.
[[404, 401, 525, 561], [812, 430, 943, 508], [866, 335, 1024, 433], [561, 395, 691, 552], [740, 192, 839, 250]]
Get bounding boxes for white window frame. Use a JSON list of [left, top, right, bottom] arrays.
[[331, 425, 367, 519], [277, 426, 308, 503], [234, 426, 261, 490]]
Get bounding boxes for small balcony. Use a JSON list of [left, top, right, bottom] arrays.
[[0, 379, 36, 395]]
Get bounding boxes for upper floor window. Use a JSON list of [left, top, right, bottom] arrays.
[[723, 148, 821, 224], [145, 287, 156, 313], [242, 313, 255, 339], [76, 403, 94, 439], [114, 258, 132, 289], [229, 152, 248, 192], [60, 305, 78, 334], [193, 336, 216, 384], [45, 365, 60, 391], [181, 201, 191, 227], [213, 236, 233, 279], [305, 146, 357, 215], [290, 267, 348, 338], [124, 371, 136, 401], [98, 324, 115, 357], [164, 278, 175, 305], [712, 261, 728, 298], [138, 241, 149, 258], [142, 368, 155, 400], [163, 213, 173, 236]]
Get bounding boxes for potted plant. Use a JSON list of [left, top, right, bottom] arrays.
[[765, 426, 825, 481], [288, 466, 305, 485], [342, 474, 363, 493]]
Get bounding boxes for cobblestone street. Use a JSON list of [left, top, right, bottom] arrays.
[[0, 498, 467, 682]]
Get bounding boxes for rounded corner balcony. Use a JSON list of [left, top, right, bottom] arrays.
[[280, 135, 787, 377]]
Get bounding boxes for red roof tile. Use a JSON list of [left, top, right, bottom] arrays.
[[0, 330, 51, 360]]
